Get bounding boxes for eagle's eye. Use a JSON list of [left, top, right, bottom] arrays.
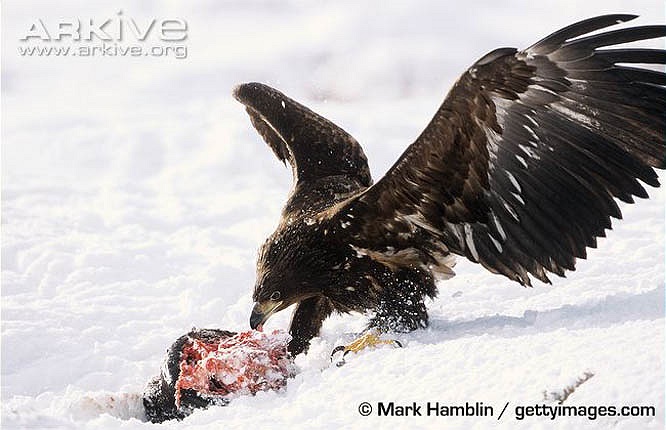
[[270, 291, 281, 301]]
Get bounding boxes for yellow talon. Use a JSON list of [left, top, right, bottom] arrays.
[[344, 330, 398, 352], [331, 330, 402, 366]]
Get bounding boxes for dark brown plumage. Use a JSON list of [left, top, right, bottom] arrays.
[[234, 15, 666, 355]]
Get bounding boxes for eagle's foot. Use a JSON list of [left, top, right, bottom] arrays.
[[330, 330, 402, 367]]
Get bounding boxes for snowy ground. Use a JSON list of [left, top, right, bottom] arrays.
[[2, 1, 664, 429]]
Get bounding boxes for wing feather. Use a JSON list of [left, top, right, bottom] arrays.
[[334, 15, 665, 286], [233, 82, 372, 188]]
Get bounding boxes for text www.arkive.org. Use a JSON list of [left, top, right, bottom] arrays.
[[17, 43, 187, 59]]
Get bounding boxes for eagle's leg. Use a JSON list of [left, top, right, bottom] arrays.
[[288, 296, 333, 356], [367, 267, 435, 332], [331, 268, 435, 365]]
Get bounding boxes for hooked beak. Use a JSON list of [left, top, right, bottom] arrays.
[[250, 300, 283, 330]]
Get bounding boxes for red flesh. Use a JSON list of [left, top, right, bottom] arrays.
[[174, 330, 293, 407]]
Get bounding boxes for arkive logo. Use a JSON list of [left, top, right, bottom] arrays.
[[17, 10, 189, 59], [20, 10, 187, 42]]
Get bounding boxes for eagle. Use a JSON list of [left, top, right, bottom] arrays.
[[233, 15, 665, 356]]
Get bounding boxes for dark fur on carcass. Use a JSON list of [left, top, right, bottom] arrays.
[[143, 329, 234, 423]]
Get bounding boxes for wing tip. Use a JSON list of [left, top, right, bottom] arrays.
[[528, 14, 641, 54], [232, 82, 279, 106], [586, 13, 639, 25], [612, 13, 639, 22], [232, 82, 251, 102]]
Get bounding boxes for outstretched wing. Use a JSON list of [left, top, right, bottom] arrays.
[[233, 83, 372, 188], [335, 14, 665, 286]]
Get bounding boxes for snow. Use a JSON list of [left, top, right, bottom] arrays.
[[2, 1, 664, 429]]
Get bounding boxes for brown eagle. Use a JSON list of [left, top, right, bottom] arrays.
[[234, 15, 665, 356]]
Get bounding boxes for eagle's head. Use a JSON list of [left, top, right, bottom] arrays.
[[249, 221, 339, 330]]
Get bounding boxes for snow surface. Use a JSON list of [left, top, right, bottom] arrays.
[[2, 1, 664, 429]]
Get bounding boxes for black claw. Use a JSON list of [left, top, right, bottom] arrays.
[[330, 338, 402, 366], [330, 345, 346, 361], [331, 345, 351, 366]]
